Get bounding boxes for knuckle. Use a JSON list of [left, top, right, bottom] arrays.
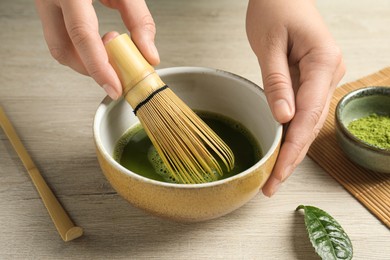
[[85, 62, 106, 79], [67, 22, 93, 47], [49, 46, 68, 65], [294, 102, 324, 130], [306, 107, 323, 127], [310, 45, 344, 68], [263, 72, 291, 96], [141, 15, 156, 34], [327, 46, 343, 66], [285, 139, 306, 159], [130, 14, 156, 35]]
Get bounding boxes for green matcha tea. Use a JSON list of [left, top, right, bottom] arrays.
[[113, 111, 262, 183], [347, 113, 390, 150]]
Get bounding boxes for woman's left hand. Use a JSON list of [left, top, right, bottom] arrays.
[[246, 0, 346, 196]]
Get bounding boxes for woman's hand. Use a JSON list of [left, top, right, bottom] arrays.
[[35, 0, 159, 99], [246, 0, 345, 196]]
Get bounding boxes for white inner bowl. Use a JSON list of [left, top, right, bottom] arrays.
[[94, 67, 282, 186]]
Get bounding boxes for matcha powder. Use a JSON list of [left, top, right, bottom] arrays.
[[347, 113, 390, 150]]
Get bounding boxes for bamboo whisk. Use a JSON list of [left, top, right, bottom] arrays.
[[105, 33, 234, 184]]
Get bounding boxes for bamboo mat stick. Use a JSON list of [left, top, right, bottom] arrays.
[[0, 106, 83, 242], [308, 67, 390, 229]]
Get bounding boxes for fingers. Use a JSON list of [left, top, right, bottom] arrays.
[[256, 29, 296, 124], [246, 0, 345, 197], [36, 0, 159, 100], [102, 31, 120, 45], [115, 0, 160, 65], [35, 0, 87, 75], [246, 0, 296, 124], [262, 47, 344, 197], [260, 55, 296, 124], [60, 0, 121, 99]]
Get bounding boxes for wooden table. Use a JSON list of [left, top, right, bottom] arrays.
[[1, 0, 389, 259]]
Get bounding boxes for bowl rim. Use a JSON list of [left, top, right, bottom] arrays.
[[335, 86, 390, 155], [93, 66, 283, 188]]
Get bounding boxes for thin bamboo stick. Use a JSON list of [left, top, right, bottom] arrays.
[[0, 106, 83, 242]]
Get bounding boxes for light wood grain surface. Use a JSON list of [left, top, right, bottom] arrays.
[[1, 0, 389, 259]]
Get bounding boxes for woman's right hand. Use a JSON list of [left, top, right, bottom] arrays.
[[35, 0, 160, 99]]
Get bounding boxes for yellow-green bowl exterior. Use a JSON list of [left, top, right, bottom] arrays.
[[96, 141, 279, 222], [93, 67, 282, 222]]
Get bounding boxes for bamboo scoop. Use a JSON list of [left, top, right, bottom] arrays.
[[105, 33, 235, 184], [0, 106, 83, 242]]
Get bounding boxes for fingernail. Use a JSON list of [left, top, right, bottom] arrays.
[[102, 84, 119, 100], [274, 99, 292, 122]]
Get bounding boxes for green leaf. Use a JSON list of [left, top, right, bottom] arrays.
[[296, 205, 353, 260]]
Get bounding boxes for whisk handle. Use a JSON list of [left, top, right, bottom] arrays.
[[105, 34, 155, 96]]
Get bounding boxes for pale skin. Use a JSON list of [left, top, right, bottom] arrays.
[[35, 0, 345, 197]]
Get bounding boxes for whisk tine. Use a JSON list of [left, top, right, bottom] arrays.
[[138, 89, 228, 183], [171, 93, 235, 171], [105, 33, 235, 184]]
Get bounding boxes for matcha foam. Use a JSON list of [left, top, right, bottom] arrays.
[[113, 111, 262, 184], [147, 146, 176, 183]]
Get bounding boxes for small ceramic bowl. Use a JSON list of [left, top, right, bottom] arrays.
[[93, 67, 282, 222], [335, 86, 390, 173]]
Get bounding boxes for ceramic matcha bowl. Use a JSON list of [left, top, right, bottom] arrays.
[[335, 86, 390, 174], [93, 67, 282, 222]]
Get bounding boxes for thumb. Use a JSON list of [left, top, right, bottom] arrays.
[[258, 48, 295, 123], [116, 1, 160, 66]]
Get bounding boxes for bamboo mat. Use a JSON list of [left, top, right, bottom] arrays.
[[307, 67, 390, 228]]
